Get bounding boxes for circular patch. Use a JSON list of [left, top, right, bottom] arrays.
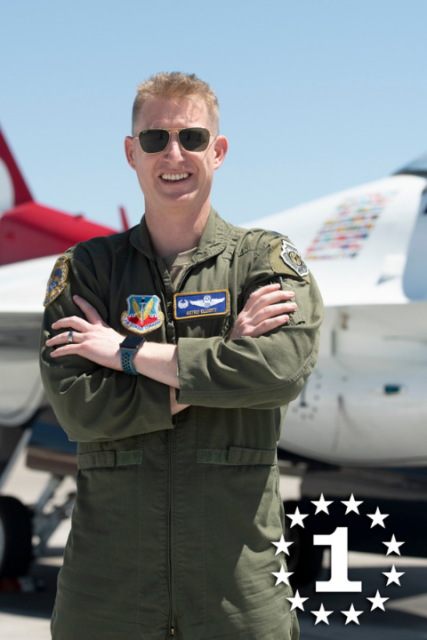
[[289, 251, 302, 266], [280, 240, 309, 278], [43, 255, 69, 307]]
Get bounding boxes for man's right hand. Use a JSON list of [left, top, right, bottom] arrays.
[[228, 283, 296, 340], [170, 386, 190, 416]]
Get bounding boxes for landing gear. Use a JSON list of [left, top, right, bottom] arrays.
[[0, 496, 33, 578], [283, 500, 324, 587], [0, 473, 75, 580]]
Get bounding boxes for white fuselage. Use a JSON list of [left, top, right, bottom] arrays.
[[248, 173, 427, 467]]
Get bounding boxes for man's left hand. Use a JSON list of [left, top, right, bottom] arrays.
[[46, 295, 122, 370]]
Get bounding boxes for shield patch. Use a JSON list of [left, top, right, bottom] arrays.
[[121, 295, 164, 335], [43, 255, 69, 307], [280, 240, 309, 278]]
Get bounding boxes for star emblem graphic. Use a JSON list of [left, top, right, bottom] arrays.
[[367, 507, 389, 528], [383, 565, 405, 586], [382, 534, 404, 556], [286, 589, 309, 611], [311, 493, 333, 515], [271, 565, 293, 586], [311, 603, 333, 625], [341, 603, 363, 625], [367, 590, 389, 611], [272, 534, 293, 556], [341, 494, 363, 515], [286, 506, 309, 528]]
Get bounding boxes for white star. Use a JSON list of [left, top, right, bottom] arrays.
[[341, 603, 363, 625], [367, 507, 389, 528], [382, 534, 405, 556], [367, 590, 389, 611], [311, 603, 333, 625], [272, 534, 293, 556], [271, 565, 294, 586], [286, 506, 309, 528], [341, 494, 363, 515], [286, 589, 309, 611], [383, 564, 405, 586], [311, 493, 333, 515]]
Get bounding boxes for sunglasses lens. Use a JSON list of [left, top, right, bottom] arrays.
[[138, 129, 169, 153], [179, 128, 210, 152]]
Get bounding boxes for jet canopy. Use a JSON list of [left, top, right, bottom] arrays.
[[395, 153, 427, 178]]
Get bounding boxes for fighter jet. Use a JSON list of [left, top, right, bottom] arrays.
[[247, 155, 427, 583], [1, 122, 427, 586], [0, 124, 120, 583]]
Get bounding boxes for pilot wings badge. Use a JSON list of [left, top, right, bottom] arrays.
[[121, 294, 164, 335], [190, 294, 225, 309], [280, 240, 309, 278]]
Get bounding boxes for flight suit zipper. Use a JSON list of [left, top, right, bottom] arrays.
[[168, 425, 175, 638], [150, 257, 179, 636], [150, 256, 199, 638], [175, 256, 199, 294]]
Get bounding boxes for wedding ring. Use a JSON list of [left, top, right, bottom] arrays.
[[68, 331, 74, 344]]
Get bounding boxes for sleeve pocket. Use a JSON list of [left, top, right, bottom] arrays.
[[282, 279, 306, 325]]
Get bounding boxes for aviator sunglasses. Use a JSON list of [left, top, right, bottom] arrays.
[[135, 127, 214, 154]]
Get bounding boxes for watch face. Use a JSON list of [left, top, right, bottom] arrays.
[[121, 336, 145, 350]]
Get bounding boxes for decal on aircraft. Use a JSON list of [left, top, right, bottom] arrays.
[[305, 191, 397, 260]]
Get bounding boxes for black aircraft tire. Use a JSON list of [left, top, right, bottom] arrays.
[[0, 496, 33, 578], [283, 499, 324, 587]]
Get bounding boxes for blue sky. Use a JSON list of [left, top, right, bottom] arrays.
[[1, 0, 427, 229]]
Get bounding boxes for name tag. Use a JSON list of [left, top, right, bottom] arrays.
[[174, 290, 230, 320]]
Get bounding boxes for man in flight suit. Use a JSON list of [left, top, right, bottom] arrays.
[[40, 72, 323, 640]]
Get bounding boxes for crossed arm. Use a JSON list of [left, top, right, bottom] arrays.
[[45, 283, 297, 415]]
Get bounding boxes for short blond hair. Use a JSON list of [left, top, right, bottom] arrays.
[[132, 72, 219, 134]]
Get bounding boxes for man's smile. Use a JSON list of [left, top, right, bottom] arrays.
[[160, 172, 191, 182]]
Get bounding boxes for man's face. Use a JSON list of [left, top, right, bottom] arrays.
[[125, 97, 227, 214]]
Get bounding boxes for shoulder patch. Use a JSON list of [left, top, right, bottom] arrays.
[[43, 255, 69, 307], [269, 239, 310, 281]]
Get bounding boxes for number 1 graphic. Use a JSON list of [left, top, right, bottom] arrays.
[[314, 527, 362, 592]]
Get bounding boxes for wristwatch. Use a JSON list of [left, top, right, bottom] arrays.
[[119, 336, 146, 375]]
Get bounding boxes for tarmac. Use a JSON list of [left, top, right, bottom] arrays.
[[1, 454, 427, 639]]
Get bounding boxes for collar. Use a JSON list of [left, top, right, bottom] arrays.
[[130, 206, 228, 264]]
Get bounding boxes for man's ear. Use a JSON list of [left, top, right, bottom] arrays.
[[124, 136, 137, 170], [213, 135, 228, 170]]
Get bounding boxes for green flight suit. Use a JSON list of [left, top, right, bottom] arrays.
[[40, 208, 323, 640]]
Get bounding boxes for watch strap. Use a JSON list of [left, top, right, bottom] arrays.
[[120, 349, 139, 375]]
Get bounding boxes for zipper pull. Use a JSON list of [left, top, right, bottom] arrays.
[[170, 627, 175, 637], [269, 276, 283, 287]]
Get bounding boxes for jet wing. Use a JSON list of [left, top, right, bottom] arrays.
[[0, 255, 53, 427]]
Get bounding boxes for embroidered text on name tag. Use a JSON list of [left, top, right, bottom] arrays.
[[174, 290, 230, 320]]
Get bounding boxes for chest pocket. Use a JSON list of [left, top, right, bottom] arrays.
[[173, 288, 231, 338], [175, 312, 232, 340]]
